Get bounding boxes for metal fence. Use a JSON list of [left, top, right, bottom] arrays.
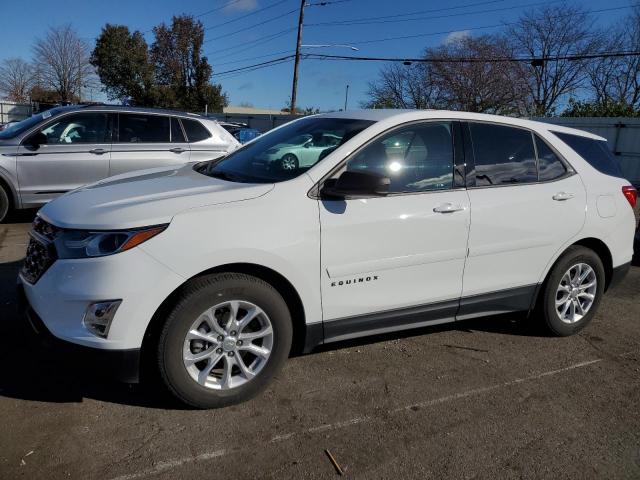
[[0, 101, 32, 125], [534, 117, 640, 185], [206, 112, 299, 133]]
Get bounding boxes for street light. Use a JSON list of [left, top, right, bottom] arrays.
[[300, 44, 359, 51]]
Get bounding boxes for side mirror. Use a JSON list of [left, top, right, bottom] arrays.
[[303, 142, 311, 148], [25, 132, 47, 149], [321, 170, 390, 199]]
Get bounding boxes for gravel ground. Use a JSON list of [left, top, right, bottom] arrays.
[[1, 211, 639, 479]]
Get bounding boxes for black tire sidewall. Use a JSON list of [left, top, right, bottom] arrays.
[[542, 247, 605, 336], [0, 185, 9, 223], [158, 273, 292, 409]]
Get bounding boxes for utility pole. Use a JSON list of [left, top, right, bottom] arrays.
[[344, 84, 349, 111], [290, 0, 306, 115]]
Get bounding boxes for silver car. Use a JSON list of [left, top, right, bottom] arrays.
[[0, 105, 240, 222]]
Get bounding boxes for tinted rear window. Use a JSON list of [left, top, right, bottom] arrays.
[[468, 123, 537, 186], [119, 114, 170, 143], [182, 119, 211, 143], [553, 132, 622, 178]]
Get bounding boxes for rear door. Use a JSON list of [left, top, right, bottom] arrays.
[[182, 118, 231, 163], [109, 113, 190, 176], [459, 122, 586, 318], [17, 111, 112, 205]]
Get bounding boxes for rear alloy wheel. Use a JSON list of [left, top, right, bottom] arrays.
[[540, 246, 605, 336], [280, 153, 298, 171], [0, 185, 10, 223], [158, 273, 292, 408]]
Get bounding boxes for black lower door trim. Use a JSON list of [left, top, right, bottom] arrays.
[[317, 284, 539, 349], [456, 284, 537, 320], [323, 299, 459, 344]]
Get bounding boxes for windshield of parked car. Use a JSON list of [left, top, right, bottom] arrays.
[[0, 107, 71, 140], [199, 117, 375, 183]]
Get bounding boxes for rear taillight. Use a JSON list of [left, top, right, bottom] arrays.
[[622, 185, 637, 208]]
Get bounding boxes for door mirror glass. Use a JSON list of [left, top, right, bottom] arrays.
[[321, 170, 390, 198]]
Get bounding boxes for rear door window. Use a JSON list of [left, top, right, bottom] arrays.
[[552, 131, 622, 178], [468, 123, 537, 186], [535, 136, 567, 181], [170, 117, 186, 143], [182, 119, 211, 143], [118, 114, 170, 143]]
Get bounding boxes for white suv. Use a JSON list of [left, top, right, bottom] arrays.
[[18, 110, 636, 408]]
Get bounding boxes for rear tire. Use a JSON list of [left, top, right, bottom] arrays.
[[157, 273, 292, 409], [0, 184, 9, 223], [539, 246, 605, 336]]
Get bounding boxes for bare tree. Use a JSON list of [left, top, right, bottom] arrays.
[[0, 58, 33, 102], [32, 25, 93, 103], [506, 4, 599, 116], [362, 62, 444, 109], [428, 35, 527, 114], [587, 7, 640, 108]]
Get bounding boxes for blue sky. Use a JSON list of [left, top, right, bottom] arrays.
[[0, 0, 634, 110]]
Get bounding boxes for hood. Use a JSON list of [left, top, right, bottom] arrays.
[[40, 163, 274, 230]]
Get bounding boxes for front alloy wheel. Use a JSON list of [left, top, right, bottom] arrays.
[[158, 273, 292, 408], [280, 153, 298, 171], [183, 300, 274, 390]]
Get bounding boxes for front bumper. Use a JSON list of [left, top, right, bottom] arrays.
[[17, 282, 141, 383], [19, 244, 185, 351]]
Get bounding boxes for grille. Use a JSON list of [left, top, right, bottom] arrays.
[[21, 218, 59, 284]]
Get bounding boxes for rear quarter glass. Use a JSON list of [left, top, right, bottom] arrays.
[[552, 131, 624, 179]]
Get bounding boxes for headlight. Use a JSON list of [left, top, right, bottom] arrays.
[[54, 225, 167, 259]]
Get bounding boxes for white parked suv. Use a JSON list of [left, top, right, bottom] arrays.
[[18, 110, 636, 408]]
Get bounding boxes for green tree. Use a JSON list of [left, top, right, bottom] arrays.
[[561, 98, 639, 117], [150, 15, 227, 112], [91, 24, 157, 105]]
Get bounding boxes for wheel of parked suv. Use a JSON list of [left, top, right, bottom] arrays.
[[157, 273, 292, 409], [539, 246, 605, 336], [280, 153, 299, 171], [0, 184, 9, 223]]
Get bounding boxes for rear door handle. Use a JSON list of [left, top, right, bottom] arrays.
[[170, 147, 187, 154], [89, 148, 108, 155], [552, 192, 575, 201], [433, 203, 465, 213]]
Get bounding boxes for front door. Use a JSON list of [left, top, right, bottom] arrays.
[[17, 111, 112, 205], [319, 121, 470, 342]]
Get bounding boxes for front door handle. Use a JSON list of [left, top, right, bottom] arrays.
[[433, 203, 465, 213], [170, 147, 187, 154], [89, 148, 108, 155], [552, 192, 575, 201]]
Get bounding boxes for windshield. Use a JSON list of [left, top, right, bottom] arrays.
[[0, 107, 71, 139], [199, 117, 375, 183]]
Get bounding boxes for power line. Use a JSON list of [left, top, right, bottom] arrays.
[[205, 8, 299, 42], [306, 0, 566, 27], [306, 0, 506, 26], [305, 50, 640, 64], [312, 4, 636, 46], [205, 27, 296, 57], [215, 49, 295, 66], [213, 55, 296, 77], [204, 0, 289, 30], [195, 0, 248, 18]]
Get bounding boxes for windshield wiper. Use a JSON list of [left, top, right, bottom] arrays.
[[209, 170, 243, 182]]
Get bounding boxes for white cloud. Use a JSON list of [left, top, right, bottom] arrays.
[[443, 30, 470, 45], [224, 0, 259, 13]]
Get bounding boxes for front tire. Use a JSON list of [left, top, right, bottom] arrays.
[[0, 184, 10, 223], [539, 246, 605, 336], [157, 273, 292, 409]]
